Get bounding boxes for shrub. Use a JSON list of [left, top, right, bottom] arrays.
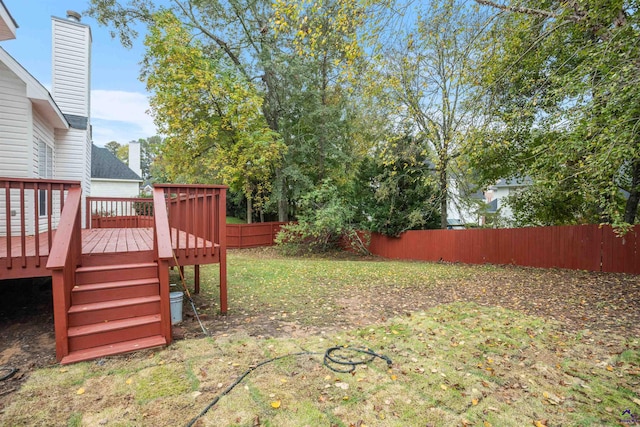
[[275, 180, 370, 255]]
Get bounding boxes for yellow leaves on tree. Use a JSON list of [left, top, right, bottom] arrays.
[[142, 10, 285, 207]]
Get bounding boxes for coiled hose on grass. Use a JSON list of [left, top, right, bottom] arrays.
[[185, 346, 392, 427]]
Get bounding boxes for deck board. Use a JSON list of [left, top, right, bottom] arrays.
[[1, 227, 218, 280]]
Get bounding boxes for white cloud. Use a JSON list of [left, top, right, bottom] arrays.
[[90, 90, 158, 146]]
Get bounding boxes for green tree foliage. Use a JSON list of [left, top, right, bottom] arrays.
[[88, 0, 376, 222], [102, 137, 163, 180], [275, 179, 369, 254], [352, 132, 441, 236], [470, 0, 640, 229], [142, 10, 285, 218], [371, 0, 491, 228], [104, 140, 121, 157]]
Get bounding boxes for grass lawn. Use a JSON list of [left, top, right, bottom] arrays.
[[1, 249, 639, 426], [227, 217, 247, 224]]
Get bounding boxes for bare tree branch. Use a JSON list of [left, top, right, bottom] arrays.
[[474, 0, 581, 22]]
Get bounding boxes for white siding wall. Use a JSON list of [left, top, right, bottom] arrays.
[[90, 180, 141, 199], [55, 127, 90, 227], [33, 109, 62, 233], [494, 187, 514, 221], [51, 18, 90, 117], [0, 61, 30, 236], [90, 180, 141, 217], [0, 61, 30, 178]]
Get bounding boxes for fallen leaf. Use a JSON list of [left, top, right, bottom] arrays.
[[271, 400, 281, 409], [440, 384, 448, 390], [472, 398, 478, 406], [484, 421, 492, 427], [126, 378, 133, 385], [606, 366, 613, 372], [76, 387, 85, 395], [391, 375, 397, 381], [533, 420, 547, 427]]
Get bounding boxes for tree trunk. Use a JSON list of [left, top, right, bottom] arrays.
[[624, 159, 640, 224], [439, 164, 448, 229], [246, 197, 253, 224]]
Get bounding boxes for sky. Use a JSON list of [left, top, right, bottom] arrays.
[[2, 0, 157, 146]]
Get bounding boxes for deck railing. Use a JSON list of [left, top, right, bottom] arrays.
[[46, 186, 82, 361], [155, 184, 228, 313], [86, 196, 154, 229], [152, 188, 173, 343], [155, 184, 227, 258], [0, 177, 81, 270]]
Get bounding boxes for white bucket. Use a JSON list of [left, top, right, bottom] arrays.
[[170, 291, 184, 325]]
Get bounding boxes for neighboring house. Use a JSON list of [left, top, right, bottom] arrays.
[[484, 177, 533, 224], [447, 176, 486, 227], [91, 144, 142, 199], [0, 5, 92, 232]]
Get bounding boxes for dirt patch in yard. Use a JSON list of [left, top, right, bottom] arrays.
[[0, 278, 56, 401]]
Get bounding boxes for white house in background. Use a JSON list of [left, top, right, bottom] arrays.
[[447, 179, 485, 228], [0, 4, 92, 230], [90, 144, 142, 199], [484, 177, 532, 223]]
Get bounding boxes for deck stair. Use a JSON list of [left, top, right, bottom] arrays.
[[60, 256, 167, 364]]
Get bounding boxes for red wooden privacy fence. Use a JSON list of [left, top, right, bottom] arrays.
[[227, 222, 288, 249], [368, 224, 640, 274]]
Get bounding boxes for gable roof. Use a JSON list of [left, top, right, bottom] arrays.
[[491, 177, 533, 189], [0, 0, 18, 41], [91, 145, 142, 181], [0, 47, 69, 129]]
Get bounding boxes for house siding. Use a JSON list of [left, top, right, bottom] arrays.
[[51, 18, 91, 118], [55, 127, 90, 227], [34, 109, 62, 233], [91, 180, 141, 199], [0, 61, 30, 178], [0, 61, 30, 236]]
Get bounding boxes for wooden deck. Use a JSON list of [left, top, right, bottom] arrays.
[[0, 227, 218, 280]]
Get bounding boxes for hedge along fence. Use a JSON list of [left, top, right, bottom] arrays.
[[226, 222, 289, 249], [368, 224, 640, 274]]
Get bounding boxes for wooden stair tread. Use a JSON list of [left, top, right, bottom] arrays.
[[72, 277, 159, 292], [75, 262, 157, 273], [68, 296, 161, 313], [60, 335, 167, 365], [68, 314, 161, 337]]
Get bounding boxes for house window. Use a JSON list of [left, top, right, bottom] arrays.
[[38, 140, 53, 216]]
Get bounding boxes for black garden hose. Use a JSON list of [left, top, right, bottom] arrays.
[[185, 346, 392, 427], [0, 366, 17, 381]]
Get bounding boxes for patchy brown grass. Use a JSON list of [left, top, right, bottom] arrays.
[[1, 248, 639, 426]]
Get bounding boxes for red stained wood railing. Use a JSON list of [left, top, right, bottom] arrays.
[[152, 188, 173, 343], [155, 184, 228, 313], [46, 187, 82, 361], [86, 196, 154, 229], [1, 177, 81, 271]]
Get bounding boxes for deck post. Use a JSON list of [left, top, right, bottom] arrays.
[[194, 264, 200, 294], [218, 188, 227, 314]]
